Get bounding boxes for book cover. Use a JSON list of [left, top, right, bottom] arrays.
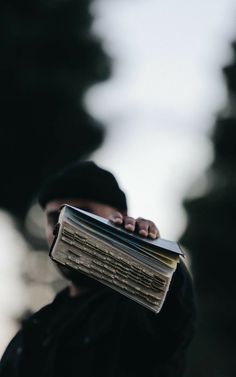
[[49, 204, 184, 313]]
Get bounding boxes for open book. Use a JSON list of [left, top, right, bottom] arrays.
[[49, 204, 184, 313]]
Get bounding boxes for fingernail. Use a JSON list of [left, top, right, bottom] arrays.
[[149, 232, 157, 239], [125, 224, 135, 231], [109, 215, 122, 223], [139, 230, 148, 237], [114, 218, 123, 224]]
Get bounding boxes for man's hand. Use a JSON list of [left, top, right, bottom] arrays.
[[109, 212, 160, 239]]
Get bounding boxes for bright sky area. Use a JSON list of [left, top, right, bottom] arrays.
[[1, 0, 236, 356], [87, 0, 236, 239]]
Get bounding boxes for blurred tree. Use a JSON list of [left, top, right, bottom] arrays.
[[0, 0, 111, 225], [180, 41, 236, 377]]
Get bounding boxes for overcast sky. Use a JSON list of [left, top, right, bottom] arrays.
[[86, 0, 236, 240]]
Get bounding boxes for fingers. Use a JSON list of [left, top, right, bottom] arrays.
[[109, 213, 136, 231], [149, 222, 160, 239], [109, 212, 124, 225], [123, 216, 136, 232], [109, 212, 160, 239], [136, 217, 160, 239]]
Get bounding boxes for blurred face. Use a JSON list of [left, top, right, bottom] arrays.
[[44, 198, 120, 288], [45, 198, 120, 247]]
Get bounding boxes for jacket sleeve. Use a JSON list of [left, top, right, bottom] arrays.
[[155, 260, 197, 374], [123, 259, 197, 376], [0, 330, 23, 377]]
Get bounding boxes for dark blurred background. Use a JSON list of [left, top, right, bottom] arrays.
[[0, 0, 111, 354], [0, 1, 236, 376], [180, 41, 236, 377], [0, 0, 110, 224]]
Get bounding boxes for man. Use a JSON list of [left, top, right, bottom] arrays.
[[0, 160, 196, 377]]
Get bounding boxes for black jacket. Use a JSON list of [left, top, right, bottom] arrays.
[[0, 261, 196, 377]]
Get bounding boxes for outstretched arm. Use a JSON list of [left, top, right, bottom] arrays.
[[109, 211, 196, 376]]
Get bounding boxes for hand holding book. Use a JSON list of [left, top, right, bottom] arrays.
[[50, 205, 184, 314], [109, 212, 160, 239]]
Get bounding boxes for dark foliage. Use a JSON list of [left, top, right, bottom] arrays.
[[180, 42, 236, 377], [0, 0, 111, 221]]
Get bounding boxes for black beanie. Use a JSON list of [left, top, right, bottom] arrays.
[[38, 160, 128, 212]]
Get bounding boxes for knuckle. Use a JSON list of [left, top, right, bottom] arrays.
[[136, 217, 146, 222], [125, 216, 135, 223], [150, 220, 156, 226]]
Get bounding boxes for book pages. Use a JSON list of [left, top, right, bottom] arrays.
[[49, 205, 183, 313]]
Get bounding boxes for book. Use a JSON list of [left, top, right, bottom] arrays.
[[49, 204, 184, 313]]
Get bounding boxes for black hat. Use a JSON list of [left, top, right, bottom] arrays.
[[38, 160, 128, 212]]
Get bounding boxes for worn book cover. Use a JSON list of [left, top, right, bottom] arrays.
[[49, 204, 184, 313]]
